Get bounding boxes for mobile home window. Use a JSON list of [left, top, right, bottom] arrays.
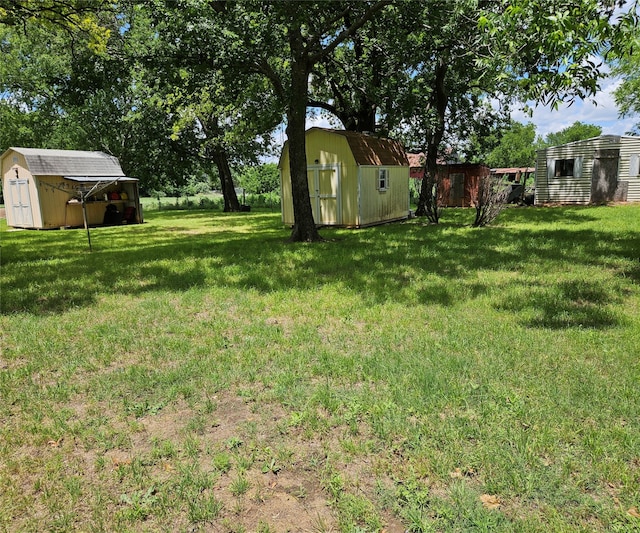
[[554, 159, 574, 177], [630, 154, 640, 176], [378, 168, 389, 191]]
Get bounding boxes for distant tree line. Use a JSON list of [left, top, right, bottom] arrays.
[[483, 120, 604, 170]]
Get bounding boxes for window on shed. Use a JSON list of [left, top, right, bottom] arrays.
[[554, 158, 575, 177], [629, 154, 640, 176], [378, 168, 389, 191]]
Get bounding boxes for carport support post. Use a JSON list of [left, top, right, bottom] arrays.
[[81, 196, 93, 252]]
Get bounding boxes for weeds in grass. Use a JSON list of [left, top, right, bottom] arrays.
[[2, 205, 639, 532], [229, 475, 251, 496], [187, 492, 224, 523], [118, 487, 158, 521], [212, 452, 232, 473]]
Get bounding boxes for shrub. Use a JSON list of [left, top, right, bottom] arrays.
[[472, 174, 510, 227]]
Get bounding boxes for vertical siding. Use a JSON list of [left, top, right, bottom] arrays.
[[535, 136, 623, 205], [38, 176, 78, 228], [618, 137, 640, 201], [438, 164, 489, 207], [341, 162, 360, 226], [280, 130, 360, 227], [279, 149, 294, 225], [279, 130, 409, 227], [306, 130, 359, 226], [2, 150, 18, 226], [1, 150, 42, 228], [358, 166, 409, 226], [2, 149, 143, 228]]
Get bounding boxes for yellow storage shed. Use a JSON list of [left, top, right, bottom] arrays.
[[1, 147, 143, 229], [280, 128, 410, 227]]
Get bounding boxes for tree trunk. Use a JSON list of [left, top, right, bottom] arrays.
[[212, 148, 241, 212], [415, 58, 449, 222], [287, 30, 322, 242], [198, 114, 241, 212]]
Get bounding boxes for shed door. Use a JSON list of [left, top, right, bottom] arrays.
[[8, 179, 34, 227], [591, 149, 619, 204], [307, 165, 340, 225], [449, 173, 465, 207]]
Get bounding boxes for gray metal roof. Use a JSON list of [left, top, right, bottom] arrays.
[[9, 147, 125, 177]]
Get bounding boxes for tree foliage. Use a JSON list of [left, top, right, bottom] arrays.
[[543, 121, 603, 147], [0, 0, 112, 54], [610, 4, 640, 133], [478, 0, 633, 109], [613, 50, 640, 133], [396, 0, 630, 223], [2, 0, 637, 232], [485, 122, 541, 169], [137, 4, 284, 211], [238, 164, 281, 195], [0, 12, 206, 194]]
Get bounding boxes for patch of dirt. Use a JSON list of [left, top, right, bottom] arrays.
[[5, 387, 412, 532]]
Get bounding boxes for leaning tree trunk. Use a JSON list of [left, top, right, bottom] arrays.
[[287, 31, 322, 242], [212, 148, 241, 212]]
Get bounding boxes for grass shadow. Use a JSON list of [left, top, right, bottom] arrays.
[[1, 206, 638, 331]]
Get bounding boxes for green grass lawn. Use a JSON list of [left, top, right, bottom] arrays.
[[1, 205, 639, 532]]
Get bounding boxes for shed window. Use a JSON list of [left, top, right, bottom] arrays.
[[629, 154, 640, 176], [378, 168, 389, 191], [554, 159, 575, 177]]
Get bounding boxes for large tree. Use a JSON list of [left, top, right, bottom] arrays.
[[411, 0, 637, 221], [308, 3, 410, 135], [259, 1, 391, 241], [189, 1, 390, 241], [133, 6, 283, 211], [0, 10, 205, 193], [6, 0, 636, 230]]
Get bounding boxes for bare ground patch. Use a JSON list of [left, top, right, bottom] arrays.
[[4, 387, 411, 531]]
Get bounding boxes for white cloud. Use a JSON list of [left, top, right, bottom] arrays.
[[511, 75, 637, 138]]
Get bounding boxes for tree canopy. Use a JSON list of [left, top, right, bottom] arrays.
[[2, 0, 637, 234], [610, 4, 640, 133], [485, 122, 541, 169], [544, 121, 603, 147]]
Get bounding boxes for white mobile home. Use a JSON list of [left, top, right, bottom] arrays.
[[280, 128, 410, 227], [1, 147, 143, 229], [535, 135, 640, 205]]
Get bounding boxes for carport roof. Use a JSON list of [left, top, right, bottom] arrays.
[[64, 176, 138, 182]]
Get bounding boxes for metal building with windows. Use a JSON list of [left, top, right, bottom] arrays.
[[535, 136, 640, 205]]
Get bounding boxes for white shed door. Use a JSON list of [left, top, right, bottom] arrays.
[[9, 179, 34, 227], [307, 165, 340, 225]]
